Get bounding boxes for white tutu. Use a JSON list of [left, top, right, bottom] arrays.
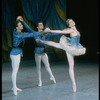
[[59, 35, 86, 56]]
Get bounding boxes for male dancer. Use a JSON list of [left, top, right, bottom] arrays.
[[10, 16, 37, 95], [34, 22, 57, 86]]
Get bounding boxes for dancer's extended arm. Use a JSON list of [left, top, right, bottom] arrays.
[[44, 28, 72, 34]]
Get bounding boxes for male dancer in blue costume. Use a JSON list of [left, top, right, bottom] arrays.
[[10, 16, 45, 95], [18, 16, 61, 87], [34, 22, 57, 87]]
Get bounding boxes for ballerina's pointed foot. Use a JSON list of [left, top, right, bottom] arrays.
[[50, 77, 56, 84], [73, 84, 77, 92]]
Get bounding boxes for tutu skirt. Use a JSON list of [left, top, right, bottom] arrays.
[[59, 35, 86, 56]]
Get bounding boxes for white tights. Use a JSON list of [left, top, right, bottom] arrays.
[[66, 53, 76, 92], [10, 54, 22, 95], [40, 40, 62, 49], [35, 53, 55, 85]]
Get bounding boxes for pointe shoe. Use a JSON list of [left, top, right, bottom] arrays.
[[50, 77, 56, 84], [38, 82, 42, 87], [73, 84, 77, 92]]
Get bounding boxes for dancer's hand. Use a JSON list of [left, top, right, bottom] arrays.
[[16, 16, 23, 22], [44, 28, 51, 33], [36, 39, 42, 43]]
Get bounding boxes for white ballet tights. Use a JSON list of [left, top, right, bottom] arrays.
[[66, 53, 76, 92], [35, 53, 56, 86], [10, 54, 22, 95], [40, 40, 62, 49]]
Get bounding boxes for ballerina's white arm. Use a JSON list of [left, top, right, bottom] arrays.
[[44, 27, 72, 34]]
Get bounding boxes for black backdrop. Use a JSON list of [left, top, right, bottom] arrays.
[[66, 0, 99, 61]]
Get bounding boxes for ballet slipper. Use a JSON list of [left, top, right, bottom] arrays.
[[38, 81, 42, 87], [11, 87, 22, 92], [50, 77, 56, 84], [13, 90, 17, 96], [11, 88, 17, 96], [17, 87, 22, 91]]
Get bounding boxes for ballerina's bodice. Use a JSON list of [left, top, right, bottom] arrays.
[[67, 34, 83, 48], [71, 34, 80, 44]]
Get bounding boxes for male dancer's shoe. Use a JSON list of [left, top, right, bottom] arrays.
[[50, 77, 56, 84], [38, 81, 42, 87], [11, 87, 22, 96], [16, 87, 22, 91]]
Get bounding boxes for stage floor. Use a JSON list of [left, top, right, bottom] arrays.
[[2, 60, 99, 100]]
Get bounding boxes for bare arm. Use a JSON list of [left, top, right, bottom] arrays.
[[44, 28, 72, 34]]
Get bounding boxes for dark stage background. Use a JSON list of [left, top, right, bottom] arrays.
[[2, 0, 99, 62], [66, 0, 99, 62]]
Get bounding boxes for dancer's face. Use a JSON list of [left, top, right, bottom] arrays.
[[16, 22, 23, 31], [37, 22, 44, 30], [67, 19, 75, 27]]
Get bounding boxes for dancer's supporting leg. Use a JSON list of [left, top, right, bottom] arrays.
[[66, 52, 76, 92], [10, 54, 22, 96], [35, 54, 42, 86]]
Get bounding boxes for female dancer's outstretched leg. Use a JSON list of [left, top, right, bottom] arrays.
[[39, 40, 62, 49]]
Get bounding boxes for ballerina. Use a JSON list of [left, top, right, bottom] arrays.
[[37, 19, 86, 92]]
